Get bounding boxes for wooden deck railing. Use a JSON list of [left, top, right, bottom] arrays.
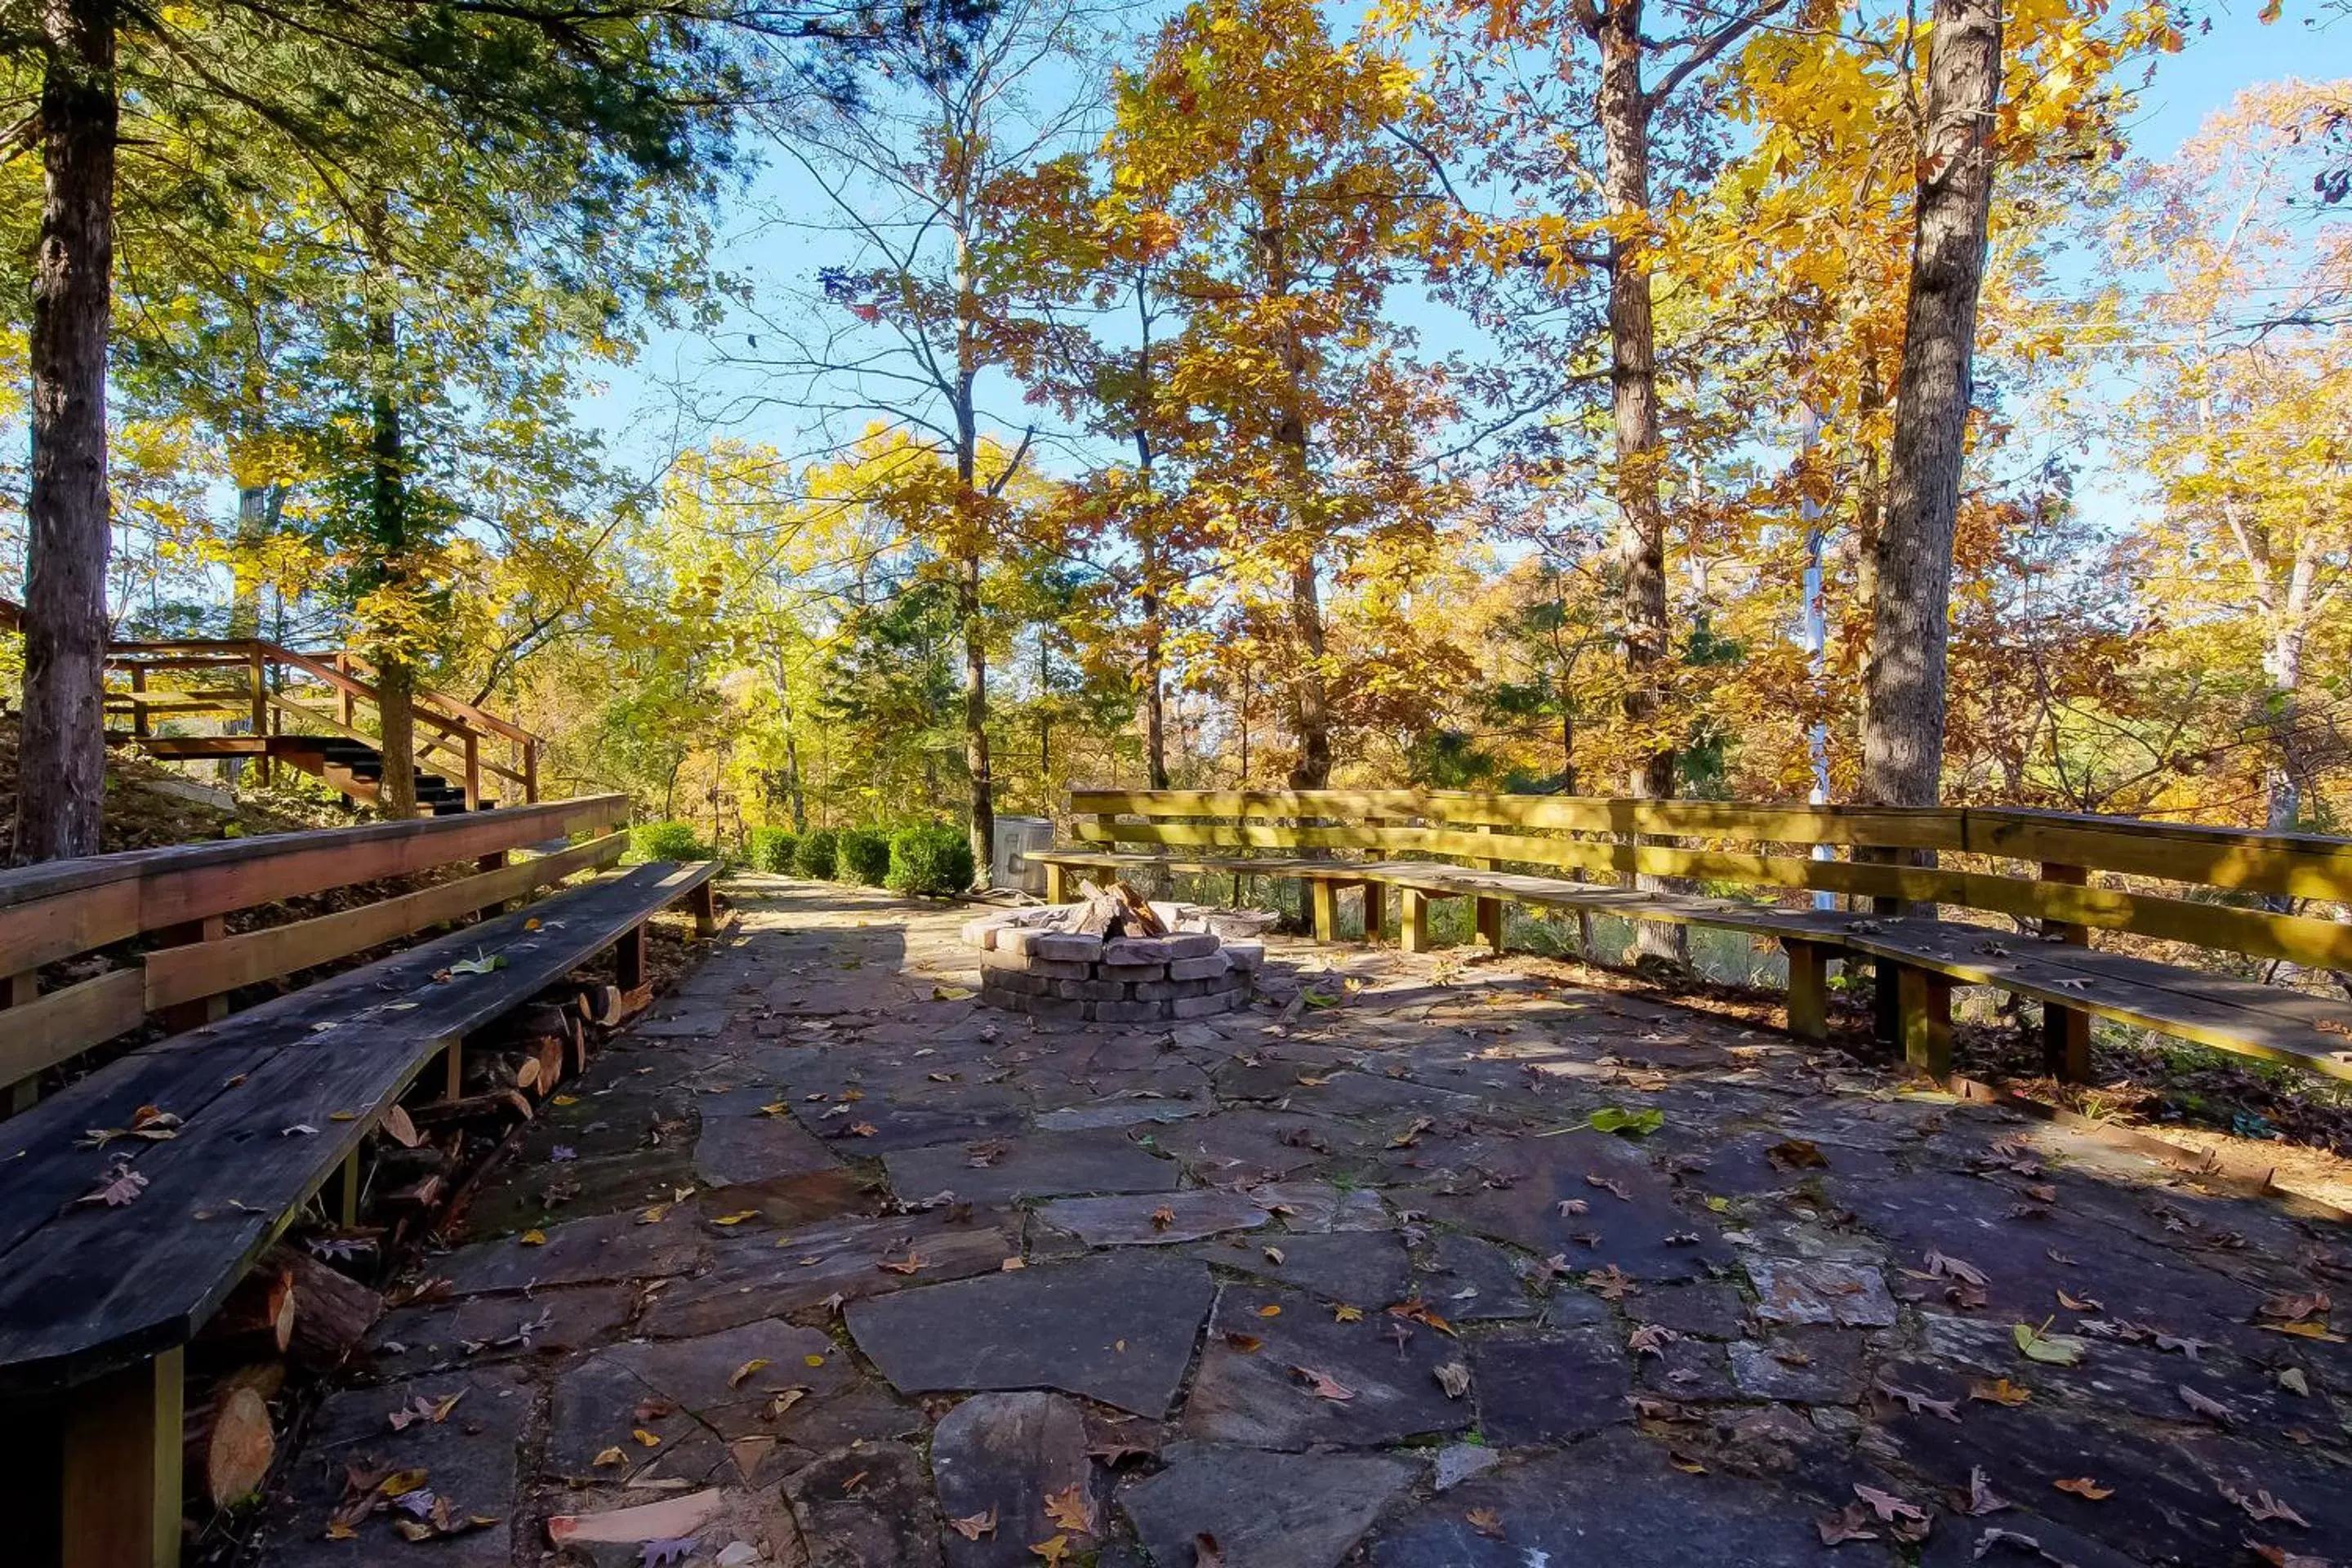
[[0, 596, 541, 808], [0, 794, 630, 1114]]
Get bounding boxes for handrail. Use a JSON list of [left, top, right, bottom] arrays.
[[0, 791, 632, 1113]]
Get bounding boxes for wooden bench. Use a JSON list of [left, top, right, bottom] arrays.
[[1038, 789, 2352, 1086], [0, 803, 719, 1566]]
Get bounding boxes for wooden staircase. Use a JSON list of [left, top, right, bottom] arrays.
[[261, 735, 480, 814]]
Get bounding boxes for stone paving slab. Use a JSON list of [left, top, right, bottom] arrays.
[[847, 1252, 1217, 1417], [255, 876, 2352, 1568]]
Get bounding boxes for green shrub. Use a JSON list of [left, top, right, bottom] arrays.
[[886, 823, 975, 897], [629, 819, 709, 862], [747, 826, 798, 874], [839, 827, 891, 885], [794, 827, 839, 880]]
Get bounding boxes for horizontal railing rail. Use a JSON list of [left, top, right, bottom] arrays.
[[0, 793, 630, 1111]]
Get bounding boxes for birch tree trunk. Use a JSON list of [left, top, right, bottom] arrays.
[[14, 0, 118, 863], [1860, 0, 2002, 810], [367, 298, 418, 819]]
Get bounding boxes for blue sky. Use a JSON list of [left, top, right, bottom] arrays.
[[572, 0, 2340, 501]]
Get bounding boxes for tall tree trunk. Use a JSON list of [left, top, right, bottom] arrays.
[[1851, 363, 1886, 746], [959, 548, 992, 879], [1860, 0, 2002, 811], [14, 0, 118, 864], [773, 650, 808, 833], [367, 301, 418, 819], [1286, 557, 1332, 788], [2262, 618, 2305, 834], [1142, 591, 1169, 790], [1593, 0, 1682, 960]]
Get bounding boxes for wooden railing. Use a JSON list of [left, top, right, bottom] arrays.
[[105, 637, 541, 807], [0, 596, 541, 808], [0, 794, 629, 1114], [1065, 789, 2352, 973]]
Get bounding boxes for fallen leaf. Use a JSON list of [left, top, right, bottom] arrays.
[[1332, 1304, 1364, 1322], [1555, 1199, 1590, 1217], [1222, 1332, 1264, 1352], [1434, 1361, 1471, 1398], [1388, 1116, 1434, 1148], [949, 1507, 997, 1541], [2247, 1545, 2328, 1568], [2222, 1484, 2310, 1526], [1151, 1205, 1178, 1230], [878, 1251, 926, 1276], [1193, 1531, 1226, 1566], [1965, 1466, 2012, 1516], [1294, 1365, 1356, 1400], [519, 1229, 547, 1246], [2177, 1383, 2237, 1426], [1876, 1379, 1961, 1422], [1852, 1483, 1931, 1542], [729, 1358, 770, 1388], [1815, 1504, 1878, 1544], [1587, 1264, 1636, 1301], [2277, 1367, 2310, 1396], [2056, 1290, 2103, 1312], [78, 1160, 149, 1207], [449, 951, 506, 976], [1043, 1484, 1095, 1534], [640, 1540, 697, 1568], [1767, 1138, 1830, 1171], [1256, 1303, 1282, 1318], [1668, 1451, 1707, 1474], [713, 1210, 760, 1227], [2256, 1292, 2331, 1323], [593, 1446, 626, 1468], [632, 1428, 662, 1447], [1588, 1106, 1664, 1138], [1969, 1377, 2032, 1407], [1586, 1174, 1632, 1200], [1925, 1250, 1988, 1287], [1031, 1533, 1071, 1565], [2013, 1321, 2087, 1365], [1466, 1507, 1503, 1538], [1390, 1299, 1458, 1335], [2052, 1477, 2112, 1500]]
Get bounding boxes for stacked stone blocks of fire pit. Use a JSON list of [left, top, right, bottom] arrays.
[[960, 911, 1264, 1021]]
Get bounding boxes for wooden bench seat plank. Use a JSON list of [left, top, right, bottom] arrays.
[[1984, 938, 2352, 1035], [0, 860, 716, 1395], [1840, 919, 2352, 1080], [1034, 849, 1370, 879]]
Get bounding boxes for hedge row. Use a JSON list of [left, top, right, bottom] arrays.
[[737, 822, 975, 896]]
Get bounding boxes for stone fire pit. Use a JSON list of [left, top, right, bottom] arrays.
[[960, 890, 1265, 1022]]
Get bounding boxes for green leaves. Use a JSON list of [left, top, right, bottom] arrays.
[[2013, 1321, 2087, 1366], [1588, 1106, 1664, 1138]]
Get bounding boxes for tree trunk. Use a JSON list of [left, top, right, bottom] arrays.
[[375, 654, 418, 816], [1593, 0, 1682, 960], [13, 0, 118, 865], [184, 1365, 278, 1511], [1286, 557, 1333, 789], [261, 1245, 383, 1372], [1142, 584, 1169, 790], [367, 300, 418, 818], [1860, 0, 2002, 811], [960, 548, 994, 882]]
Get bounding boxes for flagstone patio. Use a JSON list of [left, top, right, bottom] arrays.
[[257, 875, 2351, 1566]]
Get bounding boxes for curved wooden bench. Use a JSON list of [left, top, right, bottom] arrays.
[[1036, 788, 2352, 1085], [0, 806, 719, 1566]]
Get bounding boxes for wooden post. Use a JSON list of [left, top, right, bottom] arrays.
[[333, 1146, 362, 1228], [335, 652, 354, 731], [474, 850, 508, 918], [61, 1348, 184, 1568], [1475, 897, 1505, 953], [3, 970, 39, 1115], [442, 1040, 466, 1102], [1782, 938, 1828, 1040], [2038, 861, 2092, 1082], [129, 665, 149, 739], [461, 730, 480, 811], [616, 921, 649, 991], [1361, 880, 1385, 943], [157, 917, 229, 1033], [249, 647, 270, 784], [1401, 888, 1430, 955], [1045, 862, 1069, 904], [689, 880, 719, 938], [1895, 964, 1953, 1079], [523, 738, 539, 804], [1308, 879, 1338, 944]]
